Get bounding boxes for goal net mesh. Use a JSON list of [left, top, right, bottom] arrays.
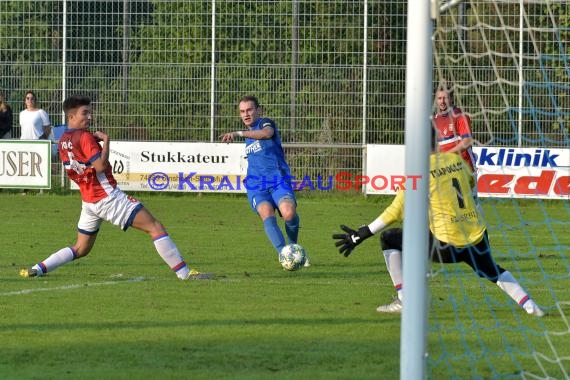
[[429, 1, 569, 378]]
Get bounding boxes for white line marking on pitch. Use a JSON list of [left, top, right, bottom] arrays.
[[0, 276, 145, 296]]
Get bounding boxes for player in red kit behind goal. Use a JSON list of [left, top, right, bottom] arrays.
[[433, 84, 476, 174]]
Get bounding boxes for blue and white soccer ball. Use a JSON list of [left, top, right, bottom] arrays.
[[279, 243, 307, 271]]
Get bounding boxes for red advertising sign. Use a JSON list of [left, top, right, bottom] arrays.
[[474, 147, 569, 199]]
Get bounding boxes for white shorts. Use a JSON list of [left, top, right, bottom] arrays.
[[77, 188, 143, 234]]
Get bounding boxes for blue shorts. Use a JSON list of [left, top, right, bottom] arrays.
[[247, 185, 297, 213]]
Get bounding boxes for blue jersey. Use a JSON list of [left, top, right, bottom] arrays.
[[244, 117, 291, 185]]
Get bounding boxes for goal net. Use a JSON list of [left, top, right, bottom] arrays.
[[429, 1, 569, 378]]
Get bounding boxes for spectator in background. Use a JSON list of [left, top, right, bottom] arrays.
[[433, 84, 476, 174], [0, 92, 13, 139], [19, 91, 52, 140]]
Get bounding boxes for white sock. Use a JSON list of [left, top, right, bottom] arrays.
[[496, 271, 532, 310], [153, 234, 189, 279], [34, 247, 76, 275], [383, 249, 403, 301]]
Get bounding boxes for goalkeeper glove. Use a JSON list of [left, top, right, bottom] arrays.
[[332, 224, 373, 257]]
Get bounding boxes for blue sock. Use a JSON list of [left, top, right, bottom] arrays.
[[284, 214, 300, 244], [263, 216, 286, 254]]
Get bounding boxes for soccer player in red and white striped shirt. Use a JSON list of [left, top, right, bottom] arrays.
[[433, 85, 476, 173], [20, 95, 211, 280]]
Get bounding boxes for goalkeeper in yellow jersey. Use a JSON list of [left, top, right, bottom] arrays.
[[332, 129, 544, 317]]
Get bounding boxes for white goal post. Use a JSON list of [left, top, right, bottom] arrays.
[[400, 0, 432, 378]]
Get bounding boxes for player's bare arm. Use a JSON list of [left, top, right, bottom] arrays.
[[446, 136, 473, 153], [220, 126, 274, 142], [91, 130, 110, 173]]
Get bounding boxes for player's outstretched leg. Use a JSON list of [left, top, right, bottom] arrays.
[[285, 214, 311, 267], [262, 215, 286, 254], [284, 213, 300, 244], [133, 207, 212, 280], [152, 233, 212, 280], [382, 249, 403, 301], [152, 233, 191, 279], [376, 297, 403, 313], [376, 249, 404, 313], [20, 230, 98, 278], [278, 198, 310, 267], [496, 271, 545, 317], [380, 229, 404, 301], [20, 247, 78, 278]]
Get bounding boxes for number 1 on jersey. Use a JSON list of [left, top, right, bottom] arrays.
[[451, 177, 465, 209]]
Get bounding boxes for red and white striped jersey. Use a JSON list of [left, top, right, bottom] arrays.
[[433, 106, 476, 172], [59, 128, 117, 203]]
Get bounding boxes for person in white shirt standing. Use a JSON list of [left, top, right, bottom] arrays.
[[19, 90, 52, 140]]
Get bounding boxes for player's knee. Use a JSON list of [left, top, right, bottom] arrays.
[[281, 209, 296, 221], [257, 205, 276, 220], [148, 220, 166, 236], [278, 199, 296, 220]]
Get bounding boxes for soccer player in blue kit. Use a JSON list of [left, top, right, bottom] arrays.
[[220, 95, 309, 267]]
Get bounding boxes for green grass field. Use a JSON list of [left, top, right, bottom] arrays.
[[0, 192, 568, 379]]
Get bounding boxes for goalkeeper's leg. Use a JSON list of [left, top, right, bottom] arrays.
[[460, 232, 545, 317], [496, 271, 544, 316], [380, 228, 404, 301]]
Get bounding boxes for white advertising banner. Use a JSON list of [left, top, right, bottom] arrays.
[[100, 141, 248, 193], [363, 145, 412, 194], [366, 145, 569, 199], [0, 140, 52, 189]]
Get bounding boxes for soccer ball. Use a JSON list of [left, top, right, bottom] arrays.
[[279, 243, 307, 271]]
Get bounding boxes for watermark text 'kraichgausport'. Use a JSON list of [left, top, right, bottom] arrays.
[[146, 171, 422, 191]]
